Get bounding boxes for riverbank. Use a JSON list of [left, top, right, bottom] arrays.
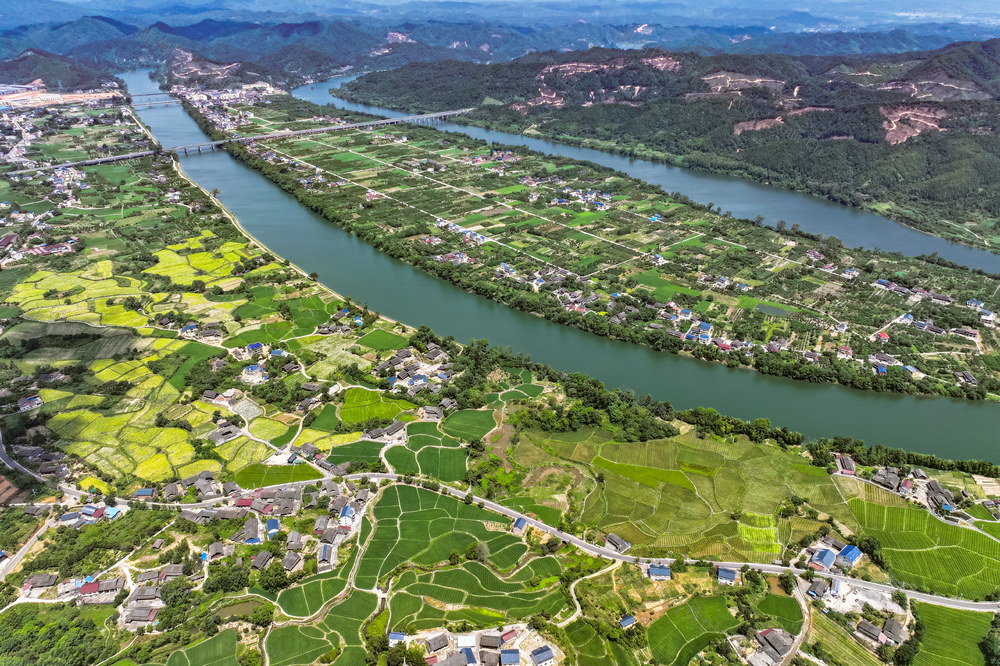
[[120, 70, 1000, 459], [178, 94, 1000, 405]]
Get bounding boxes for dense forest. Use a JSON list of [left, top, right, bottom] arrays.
[[341, 40, 1000, 250]]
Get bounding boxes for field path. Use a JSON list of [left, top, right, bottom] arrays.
[[557, 559, 620, 627]]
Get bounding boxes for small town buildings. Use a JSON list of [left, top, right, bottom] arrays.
[[530, 646, 556, 666], [809, 548, 836, 571], [807, 579, 830, 598], [756, 628, 794, 663], [512, 517, 526, 536], [857, 619, 885, 643], [251, 551, 273, 570], [605, 533, 630, 553], [883, 618, 906, 645], [425, 633, 449, 653]]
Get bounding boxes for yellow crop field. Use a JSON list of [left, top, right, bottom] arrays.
[[134, 453, 173, 481]]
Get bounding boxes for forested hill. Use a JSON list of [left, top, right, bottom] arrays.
[[341, 41, 1000, 251], [0, 49, 114, 90]]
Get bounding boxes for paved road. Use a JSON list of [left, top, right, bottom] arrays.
[[0, 518, 53, 581], [4, 447, 998, 614]]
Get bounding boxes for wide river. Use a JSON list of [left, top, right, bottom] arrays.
[[122, 71, 999, 461]]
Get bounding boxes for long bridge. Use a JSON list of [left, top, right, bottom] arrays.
[[5, 108, 475, 175]]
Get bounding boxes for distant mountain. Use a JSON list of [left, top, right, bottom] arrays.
[[0, 0, 88, 29]]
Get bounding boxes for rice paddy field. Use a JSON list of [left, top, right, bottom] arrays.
[[275, 547, 359, 617], [912, 602, 992, 666], [339, 387, 415, 424], [233, 463, 323, 488], [441, 409, 497, 441], [757, 593, 803, 635], [265, 590, 378, 666], [806, 613, 882, 666], [357, 328, 408, 351], [519, 427, 844, 559], [164, 629, 239, 666], [647, 596, 739, 665], [849, 499, 1000, 598], [388, 557, 566, 630], [355, 485, 529, 589], [565, 618, 641, 666], [384, 421, 469, 480]]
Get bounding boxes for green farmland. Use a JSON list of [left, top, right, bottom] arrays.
[[850, 499, 1000, 598], [355, 485, 529, 589], [647, 596, 739, 665]]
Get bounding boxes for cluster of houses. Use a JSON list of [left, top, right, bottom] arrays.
[[179, 321, 224, 343], [835, 456, 963, 515], [407, 626, 555, 666], [856, 617, 907, 648], [375, 343, 458, 398], [805, 536, 864, 575], [58, 502, 124, 530]]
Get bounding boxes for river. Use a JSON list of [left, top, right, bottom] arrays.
[[295, 75, 1000, 274], [120, 70, 1000, 461]]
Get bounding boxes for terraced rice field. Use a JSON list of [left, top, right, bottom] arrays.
[[441, 409, 497, 441], [388, 558, 565, 630], [355, 485, 529, 590], [647, 596, 738, 665], [913, 602, 991, 666], [850, 499, 1000, 598], [165, 628, 239, 666], [265, 590, 377, 666]]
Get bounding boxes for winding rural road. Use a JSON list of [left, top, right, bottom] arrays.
[[3, 438, 998, 614]]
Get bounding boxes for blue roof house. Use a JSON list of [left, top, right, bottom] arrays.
[[648, 564, 671, 580], [718, 568, 737, 585], [810, 548, 837, 571], [500, 650, 520, 665], [619, 615, 636, 629], [837, 545, 863, 569], [530, 646, 555, 665], [388, 631, 405, 646], [266, 518, 280, 537]]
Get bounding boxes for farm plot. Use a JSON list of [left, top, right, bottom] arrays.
[[441, 409, 497, 441], [165, 629, 239, 666], [216, 437, 270, 473], [234, 464, 323, 488], [265, 590, 377, 666], [647, 596, 739, 665], [566, 431, 849, 559], [357, 329, 408, 351], [339, 388, 414, 424], [913, 602, 991, 666], [565, 619, 640, 666], [387, 558, 566, 630], [758, 594, 803, 635], [807, 613, 882, 666], [355, 485, 528, 589], [850, 499, 1000, 598], [276, 547, 358, 617]]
